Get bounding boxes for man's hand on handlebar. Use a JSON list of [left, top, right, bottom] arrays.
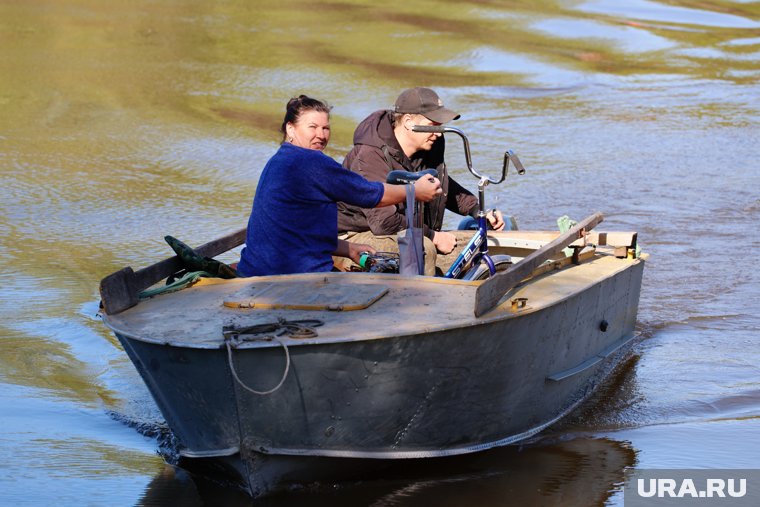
[[486, 209, 505, 231], [413, 175, 442, 202]]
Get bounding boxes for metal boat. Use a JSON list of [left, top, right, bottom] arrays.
[[99, 217, 645, 497]]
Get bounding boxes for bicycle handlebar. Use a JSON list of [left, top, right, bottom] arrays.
[[411, 125, 526, 184], [504, 149, 526, 176], [410, 125, 447, 134]]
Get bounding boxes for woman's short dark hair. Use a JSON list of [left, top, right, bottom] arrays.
[[281, 95, 332, 142]]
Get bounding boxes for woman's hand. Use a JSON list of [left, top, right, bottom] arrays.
[[334, 239, 376, 265], [413, 175, 442, 202]]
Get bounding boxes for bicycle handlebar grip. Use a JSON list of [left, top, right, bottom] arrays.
[[411, 125, 446, 134], [510, 151, 527, 175], [386, 168, 439, 184]]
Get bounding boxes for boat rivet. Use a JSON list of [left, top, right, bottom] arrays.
[[325, 426, 335, 437], [600, 320, 609, 332], [373, 361, 378, 366]]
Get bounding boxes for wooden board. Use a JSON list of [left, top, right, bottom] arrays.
[[488, 230, 637, 251], [474, 212, 604, 317], [223, 281, 389, 311]]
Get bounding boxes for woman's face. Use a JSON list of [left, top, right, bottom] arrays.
[[286, 110, 331, 151]]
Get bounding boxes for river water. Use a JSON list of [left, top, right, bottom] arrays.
[[1, 1, 759, 505]]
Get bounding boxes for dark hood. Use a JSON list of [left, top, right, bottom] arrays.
[[351, 109, 444, 170], [352, 109, 401, 151]]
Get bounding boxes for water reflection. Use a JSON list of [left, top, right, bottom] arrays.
[[531, 18, 675, 53], [449, 47, 590, 86], [1, 0, 759, 504], [139, 437, 636, 507], [576, 0, 760, 29]]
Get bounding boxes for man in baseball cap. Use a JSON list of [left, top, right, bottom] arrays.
[[337, 87, 506, 275], [394, 87, 461, 123]]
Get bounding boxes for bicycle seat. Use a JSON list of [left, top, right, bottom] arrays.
[[386, 168, 438, 184]]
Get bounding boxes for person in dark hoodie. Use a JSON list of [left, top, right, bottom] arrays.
[[337, 87, 505, 275]]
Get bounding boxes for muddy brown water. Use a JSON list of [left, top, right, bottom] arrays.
[[1, 1, 759, 505]]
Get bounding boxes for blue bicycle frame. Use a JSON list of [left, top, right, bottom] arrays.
[[444, 208, 493, 278]]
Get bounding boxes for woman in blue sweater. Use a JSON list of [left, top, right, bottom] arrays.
[[237, 96, 441, 277]]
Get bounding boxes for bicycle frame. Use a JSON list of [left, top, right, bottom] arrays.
[[412, 125, 525, 279], [443, 196, 493, 278]]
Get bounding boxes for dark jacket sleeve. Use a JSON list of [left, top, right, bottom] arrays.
[[348, 146, 410, 235], [445, 175, 479, 218]]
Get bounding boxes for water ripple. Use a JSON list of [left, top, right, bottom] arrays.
[[576, 0, 760, 29]]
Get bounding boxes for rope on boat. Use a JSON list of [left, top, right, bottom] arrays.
[[225, 338, 290, 396], [222, 319, 323, 340], [222, 318, 323, 395]]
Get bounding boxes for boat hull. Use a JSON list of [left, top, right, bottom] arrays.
[[110, 256, 645, 495]]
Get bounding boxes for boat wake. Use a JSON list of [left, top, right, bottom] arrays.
[[106, 410, 180, 463]]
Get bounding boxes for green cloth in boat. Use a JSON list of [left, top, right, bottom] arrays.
[[139, 270, 213, 299], [164, 235, 238, 279], [557, 215, 577, 256], [138, 235, 239, 299]]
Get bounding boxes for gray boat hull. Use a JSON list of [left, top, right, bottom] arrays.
[[111, 256, 644, 495]]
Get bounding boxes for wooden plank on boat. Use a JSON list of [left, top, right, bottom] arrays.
[[99, 227, 247, 315], [585, 231, 637, 249], [194, 227, 247, 258], [488, 230, 637, 250], [223, 280, 389, 311], [474, 212, 604, 317], [99, 267, 139, 315]]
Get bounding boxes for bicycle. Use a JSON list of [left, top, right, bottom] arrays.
[[358, 128, 525, 280], [413, 125, 525, 280]]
